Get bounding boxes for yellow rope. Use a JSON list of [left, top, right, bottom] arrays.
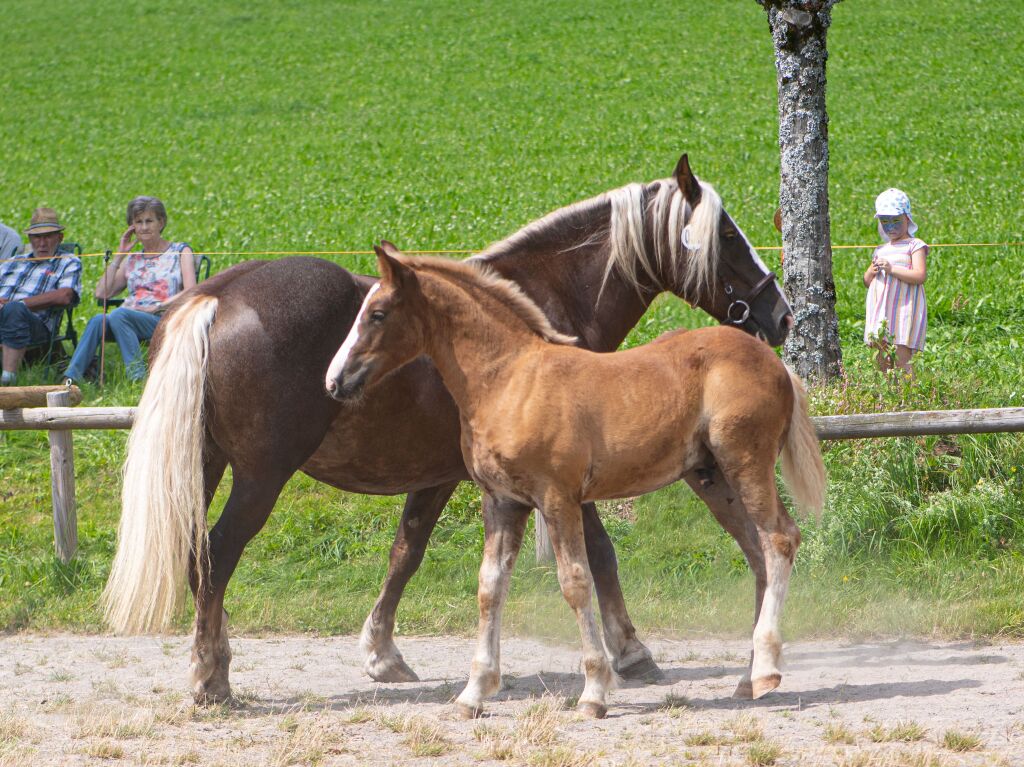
[[2, 242, 1022, 265]]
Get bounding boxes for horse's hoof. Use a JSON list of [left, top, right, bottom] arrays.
[[732, 679, 754, 699], [751, 673, 782, 700], [617, 656, 665, 683], [455, 702, 484, 720], [366, 657, 420, 684], [192, 684, 232, 706], [577, 701, 608, 719]]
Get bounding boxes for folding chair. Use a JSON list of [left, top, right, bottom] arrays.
[[92, 252, 212, 383], [99, 252, 211, 309]]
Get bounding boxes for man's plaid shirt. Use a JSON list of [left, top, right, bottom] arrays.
[[0, 250, 82, 332]]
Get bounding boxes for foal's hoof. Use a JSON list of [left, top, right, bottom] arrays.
[[732, 678, 754, 699], [617, 656, 665, 683], [751, 673, 782, 700], [366, 656, 420, 684], [577, 701, 608, 719], [455, 702, 484, 720]]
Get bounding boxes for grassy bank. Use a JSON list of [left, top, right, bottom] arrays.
[[1, 0, 1022, 639]]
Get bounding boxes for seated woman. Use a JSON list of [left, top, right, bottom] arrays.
[[62, 196, 196, 383]]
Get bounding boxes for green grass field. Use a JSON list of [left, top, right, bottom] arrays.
[[1, 0, 1023, 640]]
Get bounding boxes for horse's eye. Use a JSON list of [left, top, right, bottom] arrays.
[[370, 310, 386, 323], [723, 230, 738, 240]]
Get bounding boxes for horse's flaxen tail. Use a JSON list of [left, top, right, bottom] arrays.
[[102, 295, 219, 634], [780, 369, 827, 519]]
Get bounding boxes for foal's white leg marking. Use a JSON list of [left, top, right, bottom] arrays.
[[749, 544, 791, 698], [575, 593, 616, 717], [456, 552, 514, 717], [325, 282, 380, 387]]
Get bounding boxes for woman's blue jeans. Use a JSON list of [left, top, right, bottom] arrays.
[[63, 307, 161, 382]]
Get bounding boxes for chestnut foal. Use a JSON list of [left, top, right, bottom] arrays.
[[327, 245, 826, 719]]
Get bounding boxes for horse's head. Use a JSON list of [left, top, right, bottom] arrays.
[[665, 154, 793, 346], [325, 242, 427, 400]]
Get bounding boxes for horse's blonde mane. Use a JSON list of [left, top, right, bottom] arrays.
[[476, 177, 722, 301], [402, 256, 578, 345], [603, 179, 722, 300]]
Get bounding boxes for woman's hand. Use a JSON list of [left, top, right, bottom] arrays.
[[118, 225, 139, 255]]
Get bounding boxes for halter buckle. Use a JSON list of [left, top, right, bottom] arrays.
[[727, 300, 751, 325]]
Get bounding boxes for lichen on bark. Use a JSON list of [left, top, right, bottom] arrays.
[[756, 0, 845, 382]]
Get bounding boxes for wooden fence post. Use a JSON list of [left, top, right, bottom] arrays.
[[46, 390, 77, 563]]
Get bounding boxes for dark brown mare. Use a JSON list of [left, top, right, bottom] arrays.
[[326, 245, 825, 718], [102, 155, 794, 703]]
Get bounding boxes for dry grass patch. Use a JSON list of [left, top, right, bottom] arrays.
[[81, 739, 126, 759], [516, 697, 566, 746], [0, 713, 28, 746], [371, 709, 450, 758], [867, 720, 927, 743], [940, 729, 983, 752], [266, 716, 333, 761], [527, 745, 599, 767], [473, 723, 517, 761], [824, 720, 857, 745], [268, 714, 344, 766], [38, 694, 72, 713], [343, 706, 373, 724], [137, 749, 203, 766], [892, 751, 951, 767], [474, 697, 567, 762], [727, 713, 764, 743], [0, 745, 36, 767], [835, 750, 951, 767], [92, 647, 134, 669], [746, 739, 783, 766], [70, 705, 155, 739], [403, 718, 450, 758], [189, 701, 239, 723], [659, 692, 692, 708], [684, 730, 729, 747], [659, 691, 691, 713]]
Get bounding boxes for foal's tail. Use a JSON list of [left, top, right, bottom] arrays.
[[102, 295, 219, 634], [780, 369, 827, 519]]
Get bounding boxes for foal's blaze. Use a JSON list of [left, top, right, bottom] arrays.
[[328, 246, 825, 719]]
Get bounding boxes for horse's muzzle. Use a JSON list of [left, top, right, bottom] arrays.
[[325, 365, 369, 401]]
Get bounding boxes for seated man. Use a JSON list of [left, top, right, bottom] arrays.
[[0, 208, 82, 385], [0, 220, 22, 260]]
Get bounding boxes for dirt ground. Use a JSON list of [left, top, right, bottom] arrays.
[[1, 633, 1022, 766]]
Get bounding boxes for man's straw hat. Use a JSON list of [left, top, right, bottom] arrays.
[[25, 207, 65, 236]]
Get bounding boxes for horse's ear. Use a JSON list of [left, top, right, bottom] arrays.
[[673, 153, 702, 205], [374, 241, 414, 289]]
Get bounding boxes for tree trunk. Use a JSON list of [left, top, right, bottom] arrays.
[[757, 0, 844, 382]]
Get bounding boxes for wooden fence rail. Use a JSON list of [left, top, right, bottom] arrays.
[[0, 406, 135, 430], [2, 405, 1023, 564]]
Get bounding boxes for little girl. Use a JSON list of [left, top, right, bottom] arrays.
[[863, 188, 928, 375]]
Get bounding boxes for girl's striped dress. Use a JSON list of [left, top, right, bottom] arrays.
[[864, 237, 928, 350]]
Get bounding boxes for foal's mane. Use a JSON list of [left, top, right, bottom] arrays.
[[402, 256, 578, 346], [476, 177, 723, 300]]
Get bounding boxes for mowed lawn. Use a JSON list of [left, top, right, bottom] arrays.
[[0, 0, 1022, 639]]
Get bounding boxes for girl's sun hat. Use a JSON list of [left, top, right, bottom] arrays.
[[874, 188, 917, 236]]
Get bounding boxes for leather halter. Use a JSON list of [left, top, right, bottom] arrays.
[[724, 270, 778, 326]]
